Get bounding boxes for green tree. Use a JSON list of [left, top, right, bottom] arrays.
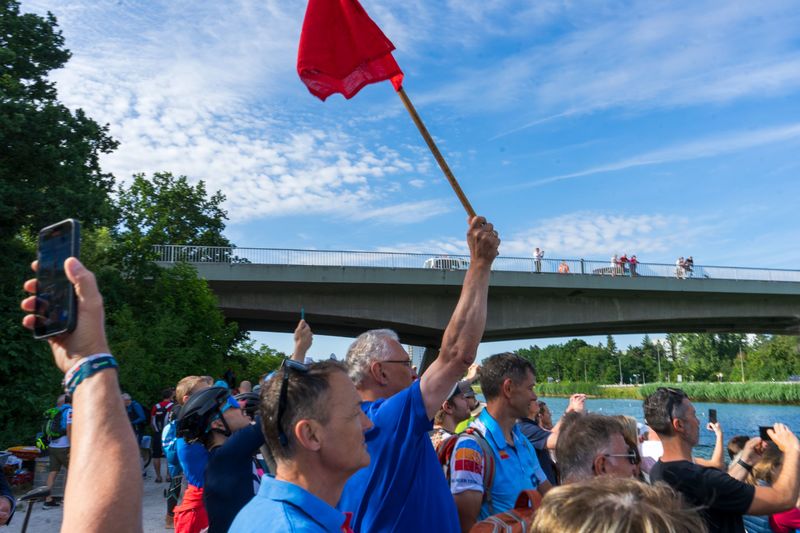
[[115, 172, 232, 277], [745, 336, 800, 381], [0, 1, 118, 447], [0, 1, 118, 238], [109, 263, 240, 401]]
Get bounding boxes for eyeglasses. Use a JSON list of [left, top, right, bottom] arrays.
[[604, 447, 641, 465], [382, 359, 412, 368], [277, 359, 309, 447]]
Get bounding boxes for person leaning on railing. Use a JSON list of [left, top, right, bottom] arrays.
[[21, 258, 143, 533]]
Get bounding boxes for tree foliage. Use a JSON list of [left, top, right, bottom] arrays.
[[517, 334, 800, 386], [0, 3, 278, 447]]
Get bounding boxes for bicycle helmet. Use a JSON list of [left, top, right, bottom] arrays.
[[234, 392, 260, 420], [177, 386, 234, 442]]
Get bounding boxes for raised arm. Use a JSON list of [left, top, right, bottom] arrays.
[[420, 216, 499, 419], [545, 394, 586, 449], [290, 319, 313, 362], [695, 422, 725, 470], [748, 424, 800, 515], [22, 258, 143, 532]]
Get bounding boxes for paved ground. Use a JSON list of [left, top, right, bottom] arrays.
[[7, 472, 171, 533]]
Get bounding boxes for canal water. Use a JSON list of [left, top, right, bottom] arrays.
[[541, 397, 800, 458], [475, 395, 800, 459]]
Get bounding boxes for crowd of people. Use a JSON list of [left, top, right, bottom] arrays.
[[533, 248, 708, 280], [6, 216, 800, 533], [610, 253, 639, 276], [677, 256, 696, 278]]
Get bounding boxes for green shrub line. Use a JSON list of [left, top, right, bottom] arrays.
[[527, 381, 800, 404]]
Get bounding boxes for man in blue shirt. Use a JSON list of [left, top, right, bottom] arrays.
[[230, 361, 370, 532], [450, 352, 552, 530], [338, 215, 500, 533]]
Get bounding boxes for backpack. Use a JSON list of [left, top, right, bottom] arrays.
[[470, 490, 541, 533], [152, 401, 173, 433], [42, 406, 68, 442], [437, 427, 497, 514]]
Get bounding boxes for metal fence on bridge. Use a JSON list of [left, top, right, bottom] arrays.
[[152, 245, 800, 283]]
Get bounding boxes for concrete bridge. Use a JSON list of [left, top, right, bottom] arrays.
[[154, 246, 800, 352]]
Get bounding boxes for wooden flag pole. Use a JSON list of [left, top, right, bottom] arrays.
[[396, 87, 476, 218]]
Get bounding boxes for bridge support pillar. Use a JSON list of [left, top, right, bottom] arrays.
[[419, 346, 440, 376]]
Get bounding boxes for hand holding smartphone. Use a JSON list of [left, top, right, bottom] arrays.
[[759, 426, 773, 442], [708, 409, 717, 424], [34, 219, 80, 339]]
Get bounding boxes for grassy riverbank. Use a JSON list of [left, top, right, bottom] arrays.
[[530, 381, 800, 404]]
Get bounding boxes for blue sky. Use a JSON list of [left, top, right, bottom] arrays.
[[23, 0, 800, 360]]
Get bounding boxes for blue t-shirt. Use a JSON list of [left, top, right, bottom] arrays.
[[517, 418, 558, 485], [450, 409, 547, 519], [177, 438, 209, 487], [230, 476, 353, 533], [338, 380, 459, 533]]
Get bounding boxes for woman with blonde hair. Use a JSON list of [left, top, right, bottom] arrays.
[[531, 476, 707, 533]]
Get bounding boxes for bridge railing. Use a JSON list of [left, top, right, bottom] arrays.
[[152, 245, 800, 283]]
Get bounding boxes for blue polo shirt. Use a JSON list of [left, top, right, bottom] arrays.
[[230, 476, 352, 532], [450, 409, 547, 519], [338, 380, 460, 533]]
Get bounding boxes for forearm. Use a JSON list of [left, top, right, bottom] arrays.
[[438, 263, 491, 371], [420, 264, 491, 417], [708, 434, 725, 470], [64, 369, 142, 532], [773, 448, 800, 508], [727, 461, 751, 482], [291, 343, 308, 362]]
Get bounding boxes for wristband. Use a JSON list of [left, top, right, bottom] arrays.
[[64, 354, 118, 394], [737, 458, 754, 473], [64, 353, 113, 386]]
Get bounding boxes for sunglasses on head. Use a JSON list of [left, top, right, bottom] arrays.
[[277, 359, 310, 447], [660, 387, 687, 422], [604, 447, 641, 465]]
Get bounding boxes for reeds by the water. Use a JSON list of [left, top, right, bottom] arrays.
[[534, 381, 800, 404]]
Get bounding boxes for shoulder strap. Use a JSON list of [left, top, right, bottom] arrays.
[[463, 426, 496, 515]]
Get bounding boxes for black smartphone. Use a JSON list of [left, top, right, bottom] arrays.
[[708, 409, 717, 424], [34, 219, 80, 339], [759, 425, 773, 442]]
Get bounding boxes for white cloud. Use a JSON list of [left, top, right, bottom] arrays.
[[21, 0, 450, 224], [387, 211, 714, 260], [505, 122, 800, 189]]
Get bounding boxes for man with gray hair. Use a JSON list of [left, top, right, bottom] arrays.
[[338, 215, 500, 533], [555, 413, 639, 484]]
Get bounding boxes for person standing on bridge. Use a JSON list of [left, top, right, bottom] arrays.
[[629, 255, 639, 276], [534, 247, 544, 273], [338, 215, 500, 533]]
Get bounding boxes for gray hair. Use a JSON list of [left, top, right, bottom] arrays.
[[556, 413, 626, 483], [346, 329, 400, 387]]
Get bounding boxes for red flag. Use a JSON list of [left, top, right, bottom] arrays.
[[297, 0, 404, 101]]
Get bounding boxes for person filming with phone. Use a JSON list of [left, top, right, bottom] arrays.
[[644, 387, 800, 533], [21, 219, 142, 532]]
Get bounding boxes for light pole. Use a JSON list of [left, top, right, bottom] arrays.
[[655, 343, 662, 382], [618, 354, 624, 385], [583, 359, 588, 382]]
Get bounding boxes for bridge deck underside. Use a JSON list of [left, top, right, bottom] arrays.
[[206, 277, 800, 347]]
